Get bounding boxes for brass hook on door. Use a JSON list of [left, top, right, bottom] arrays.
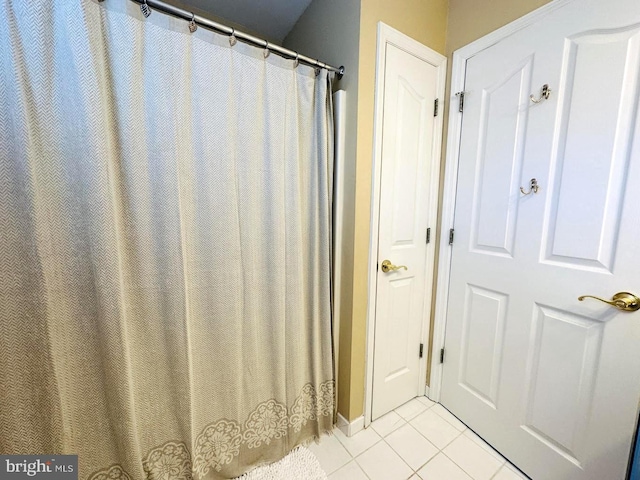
[[520, 178, 540, 195]]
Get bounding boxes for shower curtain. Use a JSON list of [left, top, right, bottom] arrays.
[[0, 1, 335, 479]]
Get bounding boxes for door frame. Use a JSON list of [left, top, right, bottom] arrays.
[[429, 0, 577, 402], [364, 22, 446, 426]]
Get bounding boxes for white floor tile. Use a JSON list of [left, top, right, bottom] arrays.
[[355, 440, 413, 480], [395, 398, 429, 421], [410, 409, 462, 449], [493, 464, 530, 480], [463, 430, 506, 464], [417, 453, 472, 480], [370, 410, 406, 438], [385, 423, 439, 470], [334, 425, 381, 457], [328, 460, 369, 480], [443, 434, 504, 480], [307, 434, 351, 475], [430, 404, 467, 431], [417, 396, 436, 408]]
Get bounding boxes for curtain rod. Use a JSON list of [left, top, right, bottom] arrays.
[[114, 0, 345, 79]]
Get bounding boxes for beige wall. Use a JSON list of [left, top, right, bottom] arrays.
[[446, 0, 552, 54]]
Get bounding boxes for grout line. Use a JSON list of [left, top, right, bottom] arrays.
[[403, 414, 467, 475], [413, 451, 447, 479], [354, 457, 374, 480], [441, 428, 466, 450], [380, 437, 416, 476], [334, 425, 385, 461], [489, 464, 504, 480], [380, 434, 424, 477], [334, 429, 355, 459], [409, 413, 466, 450], [384, 422, 441, 474], [440, 435, 505, 480], [441, 448, 480, 479], [412, 455, 435, 476], [463, 428, 509, 465], [430, 403, 469, 432]]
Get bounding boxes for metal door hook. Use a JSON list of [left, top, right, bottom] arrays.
[[520, 178, 540, 195], [530, 84, 551, 103]]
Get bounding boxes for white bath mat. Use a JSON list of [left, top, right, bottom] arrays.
[[234, 446, 327, 480]]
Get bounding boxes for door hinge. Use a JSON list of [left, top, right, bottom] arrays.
[[440, 348, 445, 363], [426, 227, 431, 244], [449, 228, 455, 245], [419, 343, 424, 358], [433, 98, 439, 117], [455, 91, 465, 113]]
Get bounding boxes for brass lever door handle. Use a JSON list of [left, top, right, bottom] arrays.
[[381, 260, 408, 273], [578, 292, 640, 312]]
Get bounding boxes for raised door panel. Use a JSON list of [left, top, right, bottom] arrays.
[[471, 57, 533, 258], [521, 305, 604, 466], [381, 277, 415, 382], [459, 285, 508, 409], [542, 26, 640, 272], [390, 77, 428, 248]]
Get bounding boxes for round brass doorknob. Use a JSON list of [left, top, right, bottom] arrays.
[[577, 292, 640, 312], [381, 260, 408, 273]]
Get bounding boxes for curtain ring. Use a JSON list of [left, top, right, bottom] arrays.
[[140, 0, 151, 18], [314, 61, 321, 77], [188, 12, 197, 33], [293, 53, 299, 68], [229, 28, 237, 46], [264, 42, 270, 58]]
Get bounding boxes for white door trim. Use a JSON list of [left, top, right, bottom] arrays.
[[429, 0, 576, 402], [365, 22, 446, 426]]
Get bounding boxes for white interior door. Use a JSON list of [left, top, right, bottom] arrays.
[[372, 41, 442, 420], [442, 0, 640, 478]]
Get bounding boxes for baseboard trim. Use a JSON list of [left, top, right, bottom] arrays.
[[337, 413, 365, 437]]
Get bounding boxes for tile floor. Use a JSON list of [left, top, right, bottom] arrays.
[[309, 396, 530, 480]]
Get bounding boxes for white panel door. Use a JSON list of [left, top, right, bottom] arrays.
[[372, 43, 439, 419], [442, 0, 640, 478]]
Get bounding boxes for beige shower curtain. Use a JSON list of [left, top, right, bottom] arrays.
[[0, 1, 335, 479]]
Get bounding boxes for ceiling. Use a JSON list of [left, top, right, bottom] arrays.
[[172, 0, 314, 43]]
